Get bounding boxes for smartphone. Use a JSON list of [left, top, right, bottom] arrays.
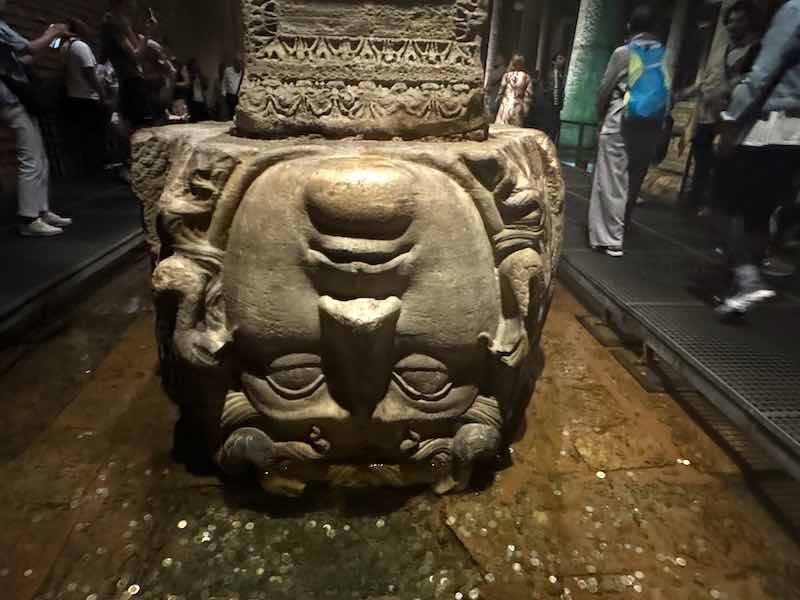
[[49, 37, 62, 50]]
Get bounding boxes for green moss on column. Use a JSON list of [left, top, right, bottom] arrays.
[[560, 0, 625, 150]]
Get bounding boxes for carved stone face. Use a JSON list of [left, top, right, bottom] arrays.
[[142, 124, 564, 495], [224, 156, 501, 460]]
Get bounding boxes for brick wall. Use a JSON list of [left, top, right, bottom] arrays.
[[0, 0, 107, 195]]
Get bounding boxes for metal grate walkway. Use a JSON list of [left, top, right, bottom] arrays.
[[558, 166, 800, 481]]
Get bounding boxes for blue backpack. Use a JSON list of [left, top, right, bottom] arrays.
[[624, 40, 670, 122]]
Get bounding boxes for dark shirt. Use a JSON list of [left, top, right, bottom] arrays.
[[101, 11, 141, 81], [541, 68, 567, 112]]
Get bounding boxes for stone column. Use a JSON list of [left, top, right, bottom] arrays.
[[535, 0, 553, 74], [484, 0, 504, 87], [560, 0, 626, 147], [665, 0, 691, 79], [517, 0, 540, 67]]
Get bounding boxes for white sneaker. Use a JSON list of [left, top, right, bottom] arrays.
[[19, 217, 64, 237], [41, 211, 73, 227], [715, 287, 776, 319]]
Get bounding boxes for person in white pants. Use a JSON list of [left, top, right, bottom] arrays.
[[0, 5, 72, 237]]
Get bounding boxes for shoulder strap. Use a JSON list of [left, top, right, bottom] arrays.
[[235, 68, 244, 96]]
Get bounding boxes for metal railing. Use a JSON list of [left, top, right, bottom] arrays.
[[557, 119, 599, 171]]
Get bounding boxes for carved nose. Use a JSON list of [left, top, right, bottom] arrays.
[[319, 296, 401, 419], [305, 158, 416, 239]]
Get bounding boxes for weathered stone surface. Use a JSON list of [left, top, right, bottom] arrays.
[[236, 0, 490, 140], [132, 123, 564, 494]]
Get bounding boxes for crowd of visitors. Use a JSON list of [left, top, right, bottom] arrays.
[[0, 0, 243, 238], [0, 0, 796, 322], [586, 0, 800, 318], [492, 0, 799, 320], [587, 0, 799, 318], [493, 51, 567, 142]]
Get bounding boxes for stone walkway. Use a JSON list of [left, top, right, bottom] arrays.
[[0, 177, 144, 338], [558, 165, 800, 482], [0, 263, 798, 600]]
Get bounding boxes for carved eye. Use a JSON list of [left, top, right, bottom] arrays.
[[393, 355, 453, 402], [265, 354, 325, 400]]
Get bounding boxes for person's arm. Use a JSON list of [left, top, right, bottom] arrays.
[[497, 72, 508, 100], [0, 22, 66, 58], [27, 24, 69, 55], [596, 47, 628, 120], [724, 2, 800, 123], [523, 74, 534, 116], [674, 81, 701, 103]]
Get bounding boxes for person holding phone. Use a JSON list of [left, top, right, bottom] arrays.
[[0, 0, 73, 236]]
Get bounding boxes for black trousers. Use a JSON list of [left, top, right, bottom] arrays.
[[622, 119, 662, 229], [225, 94, 239, 118], [189, 100, 209, 123], [715, 145, 800, 267], [119, 77, 152, 129], [688, 123, 717, 209], [64, 97, 108, 175]]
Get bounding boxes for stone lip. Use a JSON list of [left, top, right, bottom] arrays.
[[131, 121, 564, 259], [234, 83, 489, 142]]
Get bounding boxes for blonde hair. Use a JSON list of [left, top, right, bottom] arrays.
[[507, 54, 526, 73]]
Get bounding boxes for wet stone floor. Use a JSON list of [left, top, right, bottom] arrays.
[[1, 258, 799, 600]]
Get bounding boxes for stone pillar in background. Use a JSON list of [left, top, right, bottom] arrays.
[[517, 0, 540, 68], [536, 0, 554, 74], [560, 0, 625, 148], [665, 0, 690, 79], [132, 0, 566, 498], [484, 0, 504, 87]]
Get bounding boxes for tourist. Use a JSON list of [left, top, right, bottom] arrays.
[[222, 54, 244, 119], [173, 60, 190, 106], [677, 0, 761, 217], [102, 0, 153, 129], [588, 5, 670, 257], [187, 59, 208, 122], [714, 0, 800, 318], [531, 53, 568, 142], [206, 62, 224, 120], [63, 18, 109, 175], [95, 53, 128, 178], [140, 12, 178, 122], [0, 8, 73, 237], [494, 54, 533, 127]]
